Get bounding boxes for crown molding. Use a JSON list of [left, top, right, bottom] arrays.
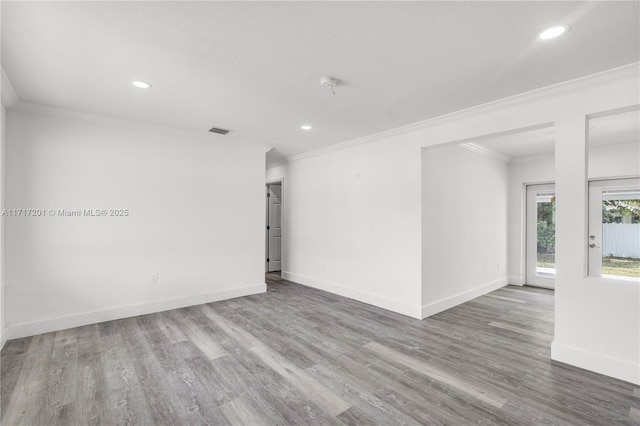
[[12, 102, 272, 153], [270, 62, 639, 167], [1, 68, 19, 109], [459, 142, 511, 163]]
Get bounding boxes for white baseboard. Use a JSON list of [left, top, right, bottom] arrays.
[[421, 278, 508, 319], [551, 340, 640, 385], [281, 271, 422, 319], [508, 276, 524, 286], [0, 327, 7, 350], [3, 283, 266, 341]]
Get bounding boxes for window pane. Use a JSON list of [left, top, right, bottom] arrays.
[[602, 190, 640, 279], [537, 194, 555, 275]]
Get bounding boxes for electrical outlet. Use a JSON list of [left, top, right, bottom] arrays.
[[151, 273, 159, 284]]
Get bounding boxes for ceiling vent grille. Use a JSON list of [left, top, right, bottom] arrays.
[[209, 126, 231, 135]]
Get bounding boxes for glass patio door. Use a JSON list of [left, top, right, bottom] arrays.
[[526, 183, 556, 288]]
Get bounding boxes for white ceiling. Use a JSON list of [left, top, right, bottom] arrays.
[[2, 1, 639, 164], [472, 126, 556, 159]]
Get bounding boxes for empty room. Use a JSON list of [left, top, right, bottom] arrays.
[[1, 1, 639, 425]]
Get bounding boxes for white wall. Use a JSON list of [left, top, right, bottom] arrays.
[[589, 141, 640, 179], [268, 64, 639, 384], [554, 129, 640, 385], [507, 141, 640, 286], [422, 145, 508, 317], [267, 138, 423, 318], [4, 103, 267, 339]]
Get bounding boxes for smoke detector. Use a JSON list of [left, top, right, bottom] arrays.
[[320, 76, 338, 95]]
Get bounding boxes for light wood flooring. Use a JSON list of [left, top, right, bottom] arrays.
[[1, 273, 639, 425]]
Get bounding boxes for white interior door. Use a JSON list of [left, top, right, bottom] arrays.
[[526, 183, 556, 288], [588, 178, 640, 279], [266, 183, 282, 272]]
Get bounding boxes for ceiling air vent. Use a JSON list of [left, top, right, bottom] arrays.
[[209, 126, 232, 135]]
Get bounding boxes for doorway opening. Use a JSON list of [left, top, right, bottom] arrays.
[[266, 181, 282, 272]]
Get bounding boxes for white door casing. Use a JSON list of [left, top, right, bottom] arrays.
[[267, 183, 282, 272], [526, 183, 556, 289]]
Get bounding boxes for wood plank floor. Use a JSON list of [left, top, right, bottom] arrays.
[[2, 273, 639, 425]]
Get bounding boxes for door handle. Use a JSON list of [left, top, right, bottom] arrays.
[[589, 243, 599, 248]]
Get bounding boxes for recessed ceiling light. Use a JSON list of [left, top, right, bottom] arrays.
[[301, 125, 312, 130], [132, 80, 152, 89], [538, 25, 570, 40]]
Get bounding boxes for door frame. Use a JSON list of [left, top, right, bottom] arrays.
[[525, 182, 556, 289], [266, 178, 284, 272]]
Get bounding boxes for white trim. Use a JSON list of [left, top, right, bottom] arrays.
[[421, 278, 508, 319], [528, 281, 555, 290], [265, 178, 284, 273], [3, 283, 266, 341], [1, 68, 19, 109], [281, 271, 422, 319], [267, 62, 639, 168], [459, 142, 511, 163], [422, 122, 554, 154], [0, 327, 7, 350], [11, 102, 272, 153], [551, 340, 640, 385], [508, 276, 524, 286], [588, 175, 640, 183], [525, 183, 557, 288], [587, 104, 639, 120]]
